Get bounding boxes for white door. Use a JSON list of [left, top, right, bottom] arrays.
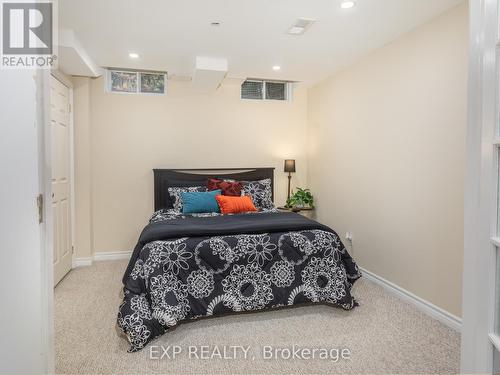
[[50, 76, 72, 285]]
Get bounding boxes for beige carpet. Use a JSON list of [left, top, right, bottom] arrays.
[[55, 260, 460, 375]]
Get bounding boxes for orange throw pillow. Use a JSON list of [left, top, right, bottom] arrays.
[[215, 195, 257, 214]]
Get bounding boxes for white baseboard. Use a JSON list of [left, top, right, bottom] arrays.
[[93, 250, 133, 261], [360, 267, 462, 332], [73, 251, 132, 267], [73, 257, 92, 268]]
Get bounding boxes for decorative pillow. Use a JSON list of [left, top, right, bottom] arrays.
[[207, 178, 242, 196], [215, 195, 257, 214], [181, 190, 221, 214], [168, 186, 207, 212], [241, 178, 274, 209], [165, 181, 206, 208]]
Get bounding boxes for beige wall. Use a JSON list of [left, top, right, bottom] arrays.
[[73, 77, 93, 259], [307, 4, 467, 317], [74, 78, 308, 255]]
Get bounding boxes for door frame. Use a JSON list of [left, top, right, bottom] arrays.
[[461, 0, 498, 373], [38, 69, 54, 374], [50, 70, 76, 270]]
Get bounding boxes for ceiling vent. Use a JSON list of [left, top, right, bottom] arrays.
[[287, 18, 316, 35]]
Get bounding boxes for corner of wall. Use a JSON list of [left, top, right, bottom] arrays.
[[72, 76, 94, 261]]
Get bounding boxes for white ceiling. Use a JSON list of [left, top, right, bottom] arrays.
[[59, 0, 464, 85]]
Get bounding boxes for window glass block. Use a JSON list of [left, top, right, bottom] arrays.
[[110, 71, 137, 93], [241, 80, 263, 99], [140, 73, 165, 94], [266, 82, 286, 100]]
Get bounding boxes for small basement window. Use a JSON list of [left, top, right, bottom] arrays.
[[106, 69, 166, 94], [241, 80, 291, 101]]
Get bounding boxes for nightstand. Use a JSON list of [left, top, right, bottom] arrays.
[[277, 206, 315, 219]]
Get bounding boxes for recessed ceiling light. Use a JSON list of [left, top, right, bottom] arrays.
[[340, 0, 356, 9], [273, 66, 281, 71], [129, 52, 139, 59]]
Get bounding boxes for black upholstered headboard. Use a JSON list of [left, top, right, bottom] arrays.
[[153, 168, 275, 211]]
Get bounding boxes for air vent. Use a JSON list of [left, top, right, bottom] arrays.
[[287, 18, 316, 35]]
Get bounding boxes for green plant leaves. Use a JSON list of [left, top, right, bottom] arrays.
[[286, 188, 314, 209]]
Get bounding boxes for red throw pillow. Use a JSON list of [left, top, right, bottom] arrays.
[[215, 195, 257, 214], [207, 178, 242, 196]]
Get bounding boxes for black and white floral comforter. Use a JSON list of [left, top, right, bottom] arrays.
[[118, 211, 361, 352]]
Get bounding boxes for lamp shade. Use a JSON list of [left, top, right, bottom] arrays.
[[284, 159, 296, 173]]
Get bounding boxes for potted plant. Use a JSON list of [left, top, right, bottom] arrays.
[[286, 188, 314, 210]]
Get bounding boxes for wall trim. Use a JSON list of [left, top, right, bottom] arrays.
[[360, 267, 462, 332], [73, 257, 92, 267], [74, 251, 132, 267], [93, 251, 133, 261]]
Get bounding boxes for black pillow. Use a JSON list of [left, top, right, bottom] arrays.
[[240, 178, 274, 209], [167, 185, 207, 212], [163, 180, 207, 209]]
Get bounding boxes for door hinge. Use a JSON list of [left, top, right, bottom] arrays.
[[72, 245, 75, 254], [37, 194, 44, 224]]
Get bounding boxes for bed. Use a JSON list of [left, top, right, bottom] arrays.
[[117, 168, 361, 352]]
